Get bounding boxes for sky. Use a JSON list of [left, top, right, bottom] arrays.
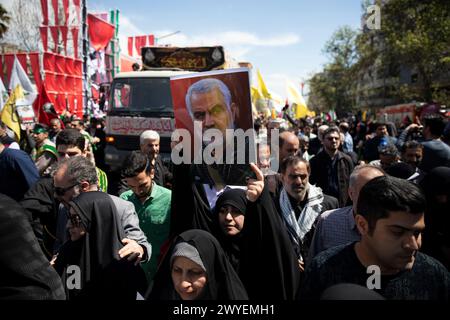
[[1, 0, 364, 102], [87, 0, 364, 100]]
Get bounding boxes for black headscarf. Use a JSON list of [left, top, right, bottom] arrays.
[[147, 229, 248, 300], [0, 193, 65, 300], [55, 191, 146, 300], [213, 189, 247, 273], [214, 188, 248, 216], [420, 167, 450, 268]]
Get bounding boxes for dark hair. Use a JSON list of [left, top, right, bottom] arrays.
[[280, 155, 310, 175], [357, 175, 426, 234], [423, 115, 446, 137], [401, 140, 423, 154], [56, 129, 86, 151], [121, 151, 153, 178], [374, 122, 387, 130], [56, 156, 98, 186]]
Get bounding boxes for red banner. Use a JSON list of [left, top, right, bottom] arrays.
[[32, 84, 61, 126], [134, 36, 146, 56], [0, 56, 3, 82], [43, 52, 55, 72], [56, 74, 66, 92], [40, 0, 49, 25], [29, 53, 42, 90], [65, 57, 74, 75], [74, 59, 82, 76], [49, 26, 59, 53], [4, 54, 14, 85], [65, 76, 75, 94], [148, 35, 155, 46], [56, 94, 66, 113], [51, 0, 59, 25], [55, 55, 66, 74], [17, 54, 27, 73], [87, 13, 115, 51], [71, 27, 79, 58], [62, 0, 70, 24], [60, 26, 68, 55], [128, 37, 133, 56], [44, 72, 56, 92], [40, 26, 48, 52]]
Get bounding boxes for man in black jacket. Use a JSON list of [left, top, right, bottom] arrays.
[[276, 155, 339, 269], [310, 126, 354, 207]]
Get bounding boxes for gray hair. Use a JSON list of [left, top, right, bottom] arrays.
[[185, 78, 232, 119], [317, 125, 329, 141], [349, 164, 385, 188], [140, 130, 160, 145], [56, 156, 98, 186]]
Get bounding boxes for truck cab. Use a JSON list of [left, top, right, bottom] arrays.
[[104, 70, 192, 171]]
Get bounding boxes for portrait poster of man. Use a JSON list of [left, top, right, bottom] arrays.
[[170, 68, 256, 186]]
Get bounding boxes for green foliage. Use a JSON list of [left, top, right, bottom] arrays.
[[308, 0, 450, 112]]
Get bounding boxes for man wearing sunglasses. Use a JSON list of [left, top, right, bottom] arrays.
[[309, 126, 354, 207], [52, 156, 151, 266], [21, 129, 109, 258]]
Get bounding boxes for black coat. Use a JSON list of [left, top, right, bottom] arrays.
[[309, 150, 354, 207]]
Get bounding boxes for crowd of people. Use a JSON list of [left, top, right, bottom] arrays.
[[0, 103, 449, 300]]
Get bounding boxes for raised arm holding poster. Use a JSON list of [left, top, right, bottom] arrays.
[[170, 68, 256, 187]]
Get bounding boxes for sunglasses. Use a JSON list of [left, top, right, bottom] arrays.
[[54, 183, 78, 196]]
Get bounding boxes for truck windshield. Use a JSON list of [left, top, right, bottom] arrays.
[[111, 77, 173, 113]]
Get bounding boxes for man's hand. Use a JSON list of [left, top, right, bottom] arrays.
[[298, 259, 305, 272], [246, 163, 264, 202], [118, 238, 144, 266], [50, 254, 58, 266]]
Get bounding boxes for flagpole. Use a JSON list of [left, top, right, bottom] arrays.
[[82, 0, 88, 117]]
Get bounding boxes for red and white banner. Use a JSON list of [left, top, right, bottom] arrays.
[[40, 0, 49, 25], [62, 0, 70, 25], [134, 36, 147, 56], [73, 0, 81, 23], [127, 35, 155, 56], [71, 27, 79, 58], [49, 26, 59, 52], [40, 26, 48, 52], [51, 0, 59, 25], [29, 53, 42, 90], [60, 26, 68, 55]]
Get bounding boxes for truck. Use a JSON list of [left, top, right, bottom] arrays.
[[104, 46, 227, 171]]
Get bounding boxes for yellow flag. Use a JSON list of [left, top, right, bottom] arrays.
[[287, 82, 308, 119], [257, 69, 271, 99], [251, 86, 262, 102], [1, 85, 23, 140]]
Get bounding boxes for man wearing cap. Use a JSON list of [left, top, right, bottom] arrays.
[[369, 143, 400, 170], [32, 123, 58, 175]]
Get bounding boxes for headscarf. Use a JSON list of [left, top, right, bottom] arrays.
[[214, 188, 248, 217], [56, 191, 146, 300], [212, 189, 248, 272], [0, 193, 65, 300], [147, 229, 248, 300], [420, 167, 450, 251]]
